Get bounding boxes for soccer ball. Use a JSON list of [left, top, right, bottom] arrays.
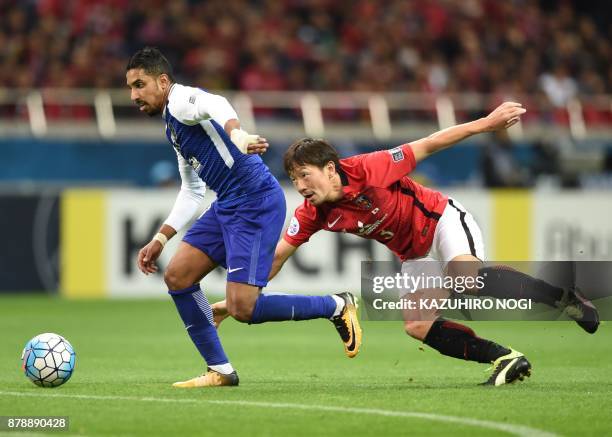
[[21, 333, 76, 387]]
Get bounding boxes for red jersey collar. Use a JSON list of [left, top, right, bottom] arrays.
[[337, 163, 358, 201]]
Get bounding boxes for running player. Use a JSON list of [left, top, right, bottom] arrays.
[[214, 102, 599, 386], [127, 47, 361, 388]]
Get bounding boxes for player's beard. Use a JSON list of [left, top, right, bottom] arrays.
[[146, 107, 161, 117], [137, 100, 162, 117], [143, 103, 161, 117]]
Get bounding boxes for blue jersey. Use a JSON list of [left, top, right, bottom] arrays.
[[163, 83, 279, 207]]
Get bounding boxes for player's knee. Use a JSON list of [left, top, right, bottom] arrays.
[[164, 268, 190, 291], [227, 300, 255, 323], [403, 321, 430, 341]]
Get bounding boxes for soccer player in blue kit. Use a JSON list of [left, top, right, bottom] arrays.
[[126, 47, 361, 388]]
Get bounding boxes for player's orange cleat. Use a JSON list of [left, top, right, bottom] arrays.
[[330, 292, 362, 358], [172, 368, 239, 388]]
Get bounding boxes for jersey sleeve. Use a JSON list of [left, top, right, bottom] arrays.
[[163, 150, 207, 232], [359, 143, 417, 187], [168, 86, 238, 128], [283, 202, 324, 247]]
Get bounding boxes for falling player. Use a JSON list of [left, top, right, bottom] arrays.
[[214, 101, 599, 386]]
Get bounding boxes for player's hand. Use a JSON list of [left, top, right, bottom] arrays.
[[246, 136, 269, 155], [211, 300, 230, 328], [231, 128, 268, 154], [481, 102, 526, 132], [137, 240, 163, 275]]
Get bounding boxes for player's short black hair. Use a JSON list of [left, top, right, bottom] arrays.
[[284, 138, 342, 176], [126, 47, 175, 82]]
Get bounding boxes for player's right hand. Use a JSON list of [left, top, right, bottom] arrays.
[[137, 240, 163, 275], [482, 101, 527, 132]]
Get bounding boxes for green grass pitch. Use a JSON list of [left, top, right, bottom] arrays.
[[1, 296, 610, 436]]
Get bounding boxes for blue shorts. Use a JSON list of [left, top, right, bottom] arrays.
[[183, 187, 286, 287]]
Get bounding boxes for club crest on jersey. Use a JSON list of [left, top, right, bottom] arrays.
[[353, 194, 372, 210], [389, 147, 404, 162], [287, 216, 300, 236]]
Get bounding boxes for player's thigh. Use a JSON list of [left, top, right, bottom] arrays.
[[435, 198, 485, 260], [165, 242, 218, 289], [400, 257, 447, 321], [219, 188, 286, 288], [165, 205, 225, 289], [182, 203, 227, 269], [435, 198, 485, 286]]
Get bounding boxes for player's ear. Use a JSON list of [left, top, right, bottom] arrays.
[[157, 73, 170, 91], [326, 161, 336, 178]]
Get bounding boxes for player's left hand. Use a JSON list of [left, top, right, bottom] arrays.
[[482, 102, 526, 132], [246, 137, 269, 155], [231, 128, 269, 154]]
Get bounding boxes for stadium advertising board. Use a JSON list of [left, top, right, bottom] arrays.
[[0, 193, 59, 293], [60, 188, 489, 298], [60, 188, 612, 299]]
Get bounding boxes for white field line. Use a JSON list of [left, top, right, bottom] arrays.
[[0, 391, 558, 437]]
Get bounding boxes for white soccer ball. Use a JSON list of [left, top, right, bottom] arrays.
[[22, 333, 76, 388]]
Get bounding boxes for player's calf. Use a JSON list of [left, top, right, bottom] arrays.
[[423, 318, 511, 364], [477, 266, 599, 333]]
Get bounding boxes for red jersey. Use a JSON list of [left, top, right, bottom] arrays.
[[284, 144, 448, 261]]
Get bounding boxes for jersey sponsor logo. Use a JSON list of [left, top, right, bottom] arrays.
[[389, 147, 404, 162], [327, 215, 342, 228], [189, 95, 196, 104], [357, 214, 388, 236], [287, 216, 300, 236], [353, 194, 372, 210]]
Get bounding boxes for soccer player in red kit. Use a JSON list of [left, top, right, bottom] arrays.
[[215, 102, 599, 386]]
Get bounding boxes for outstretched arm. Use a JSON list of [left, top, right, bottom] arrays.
[[410, 102, 526, 162], [268, 239, 299, 280]]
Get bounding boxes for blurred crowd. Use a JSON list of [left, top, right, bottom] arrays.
[[1, 0, 610, 106]]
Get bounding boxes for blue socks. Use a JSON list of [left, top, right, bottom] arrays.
[[249, 293, 337, 324], [169, 285, 229, 367]]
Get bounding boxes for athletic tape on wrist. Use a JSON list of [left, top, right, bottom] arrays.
[[153, 233, 168, 248]]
